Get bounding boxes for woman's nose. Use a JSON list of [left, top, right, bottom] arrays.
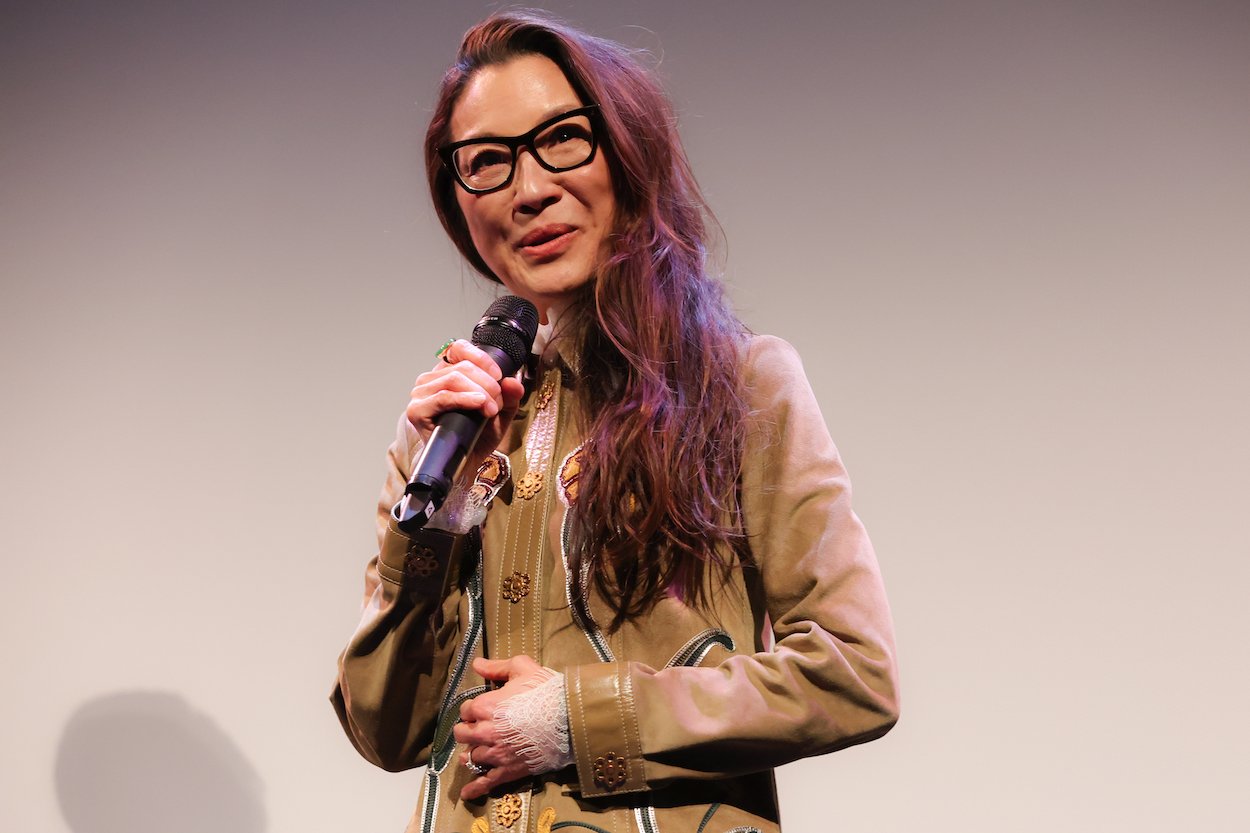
[[511, 149, 561, 213]]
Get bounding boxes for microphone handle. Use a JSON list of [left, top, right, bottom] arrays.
[[396, 343, 514, 533]]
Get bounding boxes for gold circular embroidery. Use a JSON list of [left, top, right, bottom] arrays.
[[516, 469, 543, 500], [500, 571, 531, 603], [470, 819, 489, 833], [592, 752, 627, 790], [493, 793, 523, 828], [536, 807, 557, 833]]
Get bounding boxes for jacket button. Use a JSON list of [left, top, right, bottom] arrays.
[[592, 752, 627, 790]]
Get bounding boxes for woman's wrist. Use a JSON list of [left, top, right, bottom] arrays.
[[491, 669, 573, 775]]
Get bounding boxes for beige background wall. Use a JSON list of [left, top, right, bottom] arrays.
[[2, 1, 1247, 830]]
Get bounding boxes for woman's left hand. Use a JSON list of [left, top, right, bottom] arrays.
[[453, 655, 549, 801]]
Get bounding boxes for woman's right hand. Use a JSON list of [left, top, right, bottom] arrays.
[[406, 339, 527, 477]]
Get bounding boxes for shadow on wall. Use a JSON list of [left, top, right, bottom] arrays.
[[55, 691, 267, 833]]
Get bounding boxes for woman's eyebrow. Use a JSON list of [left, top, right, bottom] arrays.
[[456, 103, 584, 143]]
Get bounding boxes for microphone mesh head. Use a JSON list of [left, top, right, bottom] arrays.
[[471, 296, 539, 376]]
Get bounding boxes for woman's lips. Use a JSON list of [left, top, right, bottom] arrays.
[[518, 225, 577, 259]]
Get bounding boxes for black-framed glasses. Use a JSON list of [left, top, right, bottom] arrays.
[[439, 105, 600, 195]]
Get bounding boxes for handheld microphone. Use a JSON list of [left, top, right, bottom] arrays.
[[396, 296, 539, 533]]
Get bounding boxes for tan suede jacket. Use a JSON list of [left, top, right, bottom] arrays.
[[332, 335, 899, 833]]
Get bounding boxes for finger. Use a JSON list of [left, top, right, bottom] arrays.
[[453, 714, 499, 745], [473, 655, 543, 681], [460, 695, 497, 730], [464, 741, 516, 770], [406, 389, 491, 434], [444, 339, 505, 381], [457, 693, 500, 725], [452, 721, 474, 745], [408, 378, 503, 428], [459, 762, 531, 802], [415, 364, 504, 407], [471, 657, 513, 681], [472, 655, 538, 681], [499, 376, 526, 411]]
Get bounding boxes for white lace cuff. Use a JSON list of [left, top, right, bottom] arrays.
[[492, 669, 573, 775], [423, 477, 488, 533]]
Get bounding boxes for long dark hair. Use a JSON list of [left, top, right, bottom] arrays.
[[425, 10, 751, 631]]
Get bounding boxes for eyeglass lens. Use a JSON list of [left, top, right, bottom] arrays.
[[451, 114, 595, 192]]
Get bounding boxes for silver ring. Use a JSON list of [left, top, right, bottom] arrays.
[[466, 749, 489, 776]]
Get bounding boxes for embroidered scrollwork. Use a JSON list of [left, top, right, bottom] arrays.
[[557, 446, 584, 508]]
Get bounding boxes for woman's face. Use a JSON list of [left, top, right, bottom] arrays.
[[449, 54, 616, 318]]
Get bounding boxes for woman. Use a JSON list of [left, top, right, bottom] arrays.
[[333, 11, 899, 833]]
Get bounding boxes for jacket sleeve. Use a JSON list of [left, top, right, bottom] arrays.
[[565, 335, 900, 796], [330, 414, 472, 772]]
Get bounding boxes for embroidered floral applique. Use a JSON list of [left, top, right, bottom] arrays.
[[492, 793, 523, 828], [592, 751, 627, 790], [500, 571, 531, 603], [515, 469, 544, 500]]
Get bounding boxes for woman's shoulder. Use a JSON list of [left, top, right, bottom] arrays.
[[738, 334, 814, 402]]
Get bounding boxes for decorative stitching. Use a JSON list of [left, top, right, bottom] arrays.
[[415, 770, 437, 833], [664, 629, 736, 669], [632, 806, 658, 833], [618, 666, 644, 789], [530, 383, 565, 661], [559, 504, 612, 662], [428, 533, 485, 781], [430, 685, 486, 773], [608, 667, 630, 788], [570, 670, 596, 794], [695, 803, 721, 833]]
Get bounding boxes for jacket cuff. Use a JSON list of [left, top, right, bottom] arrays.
[[566, 662, 647, 796], [375, 517, 471, 595]]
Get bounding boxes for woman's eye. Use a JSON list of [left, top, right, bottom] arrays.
[[553, 124, 589, 144], [540, 123, 591, 149], [464, 147, 509, 175]]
